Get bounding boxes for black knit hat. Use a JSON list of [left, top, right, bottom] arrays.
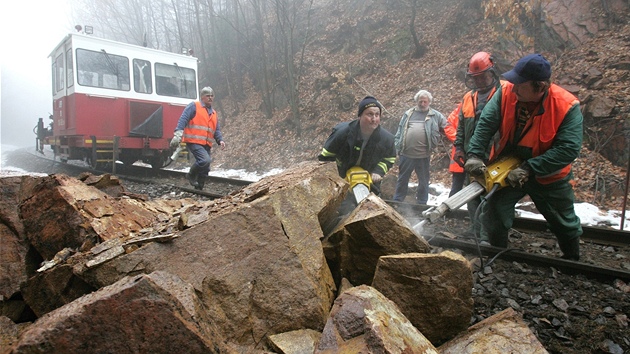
[[357, 96, 381, 117]]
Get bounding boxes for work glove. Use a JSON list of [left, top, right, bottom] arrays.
[[464, 155, 486, 176], [453, 147, 465, 168], [170, 130, 183, 149], [507, 163, 532, 188], [371, 173, 382, 183]]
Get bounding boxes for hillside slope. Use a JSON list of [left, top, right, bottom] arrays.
[[209, 0, 629, 210]]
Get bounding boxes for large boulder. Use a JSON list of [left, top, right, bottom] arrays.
[[315, 285, 437, 353], [0, 177, 29, 301], [18, 174, 186, 260], [69, 161, 341, 345], [10, 271, 233, 354], [325, 194, 431, 285], [371, 251, 474, 345]]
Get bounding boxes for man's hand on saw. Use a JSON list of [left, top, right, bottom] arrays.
[[507, 163, 532, 188], [464, 155, 486, 176], [453, 148, 465, 168]]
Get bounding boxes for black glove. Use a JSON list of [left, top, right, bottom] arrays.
[[507, 163, 532, 188], [464, 155, 486, 176], [453, 148, 465, 168]]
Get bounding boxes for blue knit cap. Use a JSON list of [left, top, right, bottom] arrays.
[[357, 96, 381, 117]]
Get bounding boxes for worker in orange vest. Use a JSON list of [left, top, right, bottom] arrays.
[[453, 52, 507, 238], [170, 87, 226, 190], [465, 54, 583, 260]]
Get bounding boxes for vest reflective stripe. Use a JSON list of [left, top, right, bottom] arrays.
[[497, 83, 578, 184], [462, 83, 507, 163], [183, 101, 217, 146]]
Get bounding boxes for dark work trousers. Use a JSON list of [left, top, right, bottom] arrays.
[[449, 172, 466, 197], [479, 175, 582, 249], [393, 155, 430, 204], [187, 143, 212, 178]]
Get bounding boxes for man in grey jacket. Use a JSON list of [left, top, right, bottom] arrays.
[[393, 90, 447, 204]]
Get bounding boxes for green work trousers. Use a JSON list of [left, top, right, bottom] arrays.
[[479, 176, 583, 249]]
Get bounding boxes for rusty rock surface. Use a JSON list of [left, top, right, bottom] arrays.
[[372, 251, 474, 346], [10, 271, 232, 354], [315, 285, 437, 354]]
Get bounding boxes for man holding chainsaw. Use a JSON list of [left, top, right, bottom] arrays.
[[452, 52, 509, 238], [170, 86, 226, 190], [318, 96, 396, 201], [464, 53, 583, 261]]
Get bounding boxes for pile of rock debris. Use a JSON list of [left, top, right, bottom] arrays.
[[0, 161, 557, 353]]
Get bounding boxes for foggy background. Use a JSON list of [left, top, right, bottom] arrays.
[[1, 0, 73, 150]]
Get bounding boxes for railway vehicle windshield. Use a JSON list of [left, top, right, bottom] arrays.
[[76, 49, 131, 91], [155, 63, 196, 99]]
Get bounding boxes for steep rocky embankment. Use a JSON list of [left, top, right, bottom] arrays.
[[210, 0, 629, 211]]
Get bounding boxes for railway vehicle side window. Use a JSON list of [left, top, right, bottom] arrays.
[[66, 49, 74, 88], [76, 48, 130, 91], [133, 59, 152, 94], [155, 62, 196, 99], [55, 54, 64, 92], [51, 62, 57, 95]]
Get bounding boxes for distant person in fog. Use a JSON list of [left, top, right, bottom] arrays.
[[170, 86, 226, 190], [393, 90, 447, 204]]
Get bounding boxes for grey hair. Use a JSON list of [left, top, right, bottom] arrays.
[[200, 86, 214, 96], [414, 90, 432, 103]]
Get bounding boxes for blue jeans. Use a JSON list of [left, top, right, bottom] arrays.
[[186, 143, 212, 177], [393, 155, 430, 204]]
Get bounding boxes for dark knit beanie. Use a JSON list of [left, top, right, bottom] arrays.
[[357, 96, 381, 117]]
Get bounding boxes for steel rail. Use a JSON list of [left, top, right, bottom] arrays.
[[385, 200, 630, 247], [425, 235, 630, 282]]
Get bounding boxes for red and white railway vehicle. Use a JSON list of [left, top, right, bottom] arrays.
[[44, 33, 198, 169]]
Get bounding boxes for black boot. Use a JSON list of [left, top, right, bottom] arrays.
[[187, 165, 199, 188], [559, 237, 580, 261], [195, 174, 205, 190]]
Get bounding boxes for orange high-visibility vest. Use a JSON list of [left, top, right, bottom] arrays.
[[445, 104, 464, 173], [182, 101, 217, 146], [496, 83, 579, 184]]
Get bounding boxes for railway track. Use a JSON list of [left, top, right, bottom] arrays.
[[20, 148, 253, 199], [12, 147, 630, 282]]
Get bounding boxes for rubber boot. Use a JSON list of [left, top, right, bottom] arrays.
[[195, 174, 205, 190], [559, 237, 580, 261], [186, 165, 199, 188]]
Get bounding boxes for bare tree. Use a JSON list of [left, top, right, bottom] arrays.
[[273, 0, 314, 135], [408, 0, 428, 58]]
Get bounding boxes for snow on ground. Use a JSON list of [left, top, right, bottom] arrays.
[[3, 144, 630, 230], [426, 181, 630, 230]]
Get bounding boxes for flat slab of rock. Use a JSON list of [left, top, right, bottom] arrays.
[[438, 307, 548, 353], [268, 329, 322, 354]]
